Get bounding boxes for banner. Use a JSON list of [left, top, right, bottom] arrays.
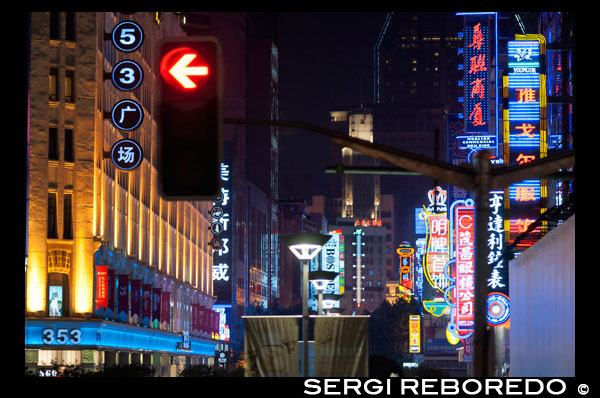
[[244, 316, 299, 377], [131, 279, 141, 323], [161, 291, 171, 328], [314, 316, 369, 377], [141, 284, 152, 327], [117, 274, 129, 322], [152, 288, 161, 327], [95, 265, 108, 311], [107, 268, 116, 318], [191, 304, 200, 334]]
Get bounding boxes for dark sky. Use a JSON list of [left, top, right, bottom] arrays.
[[276, 12, 389, 200]]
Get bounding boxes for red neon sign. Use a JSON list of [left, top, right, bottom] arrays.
[[455, 205, 475, 333]]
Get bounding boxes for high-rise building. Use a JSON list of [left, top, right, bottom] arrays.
[[25, 12, 222, 376]]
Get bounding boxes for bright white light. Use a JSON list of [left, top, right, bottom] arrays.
[[288, 244, 324, 260], [310, 279, 330, 291]]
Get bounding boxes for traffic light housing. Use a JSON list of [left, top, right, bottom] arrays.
[[157, 37, 223, 200]]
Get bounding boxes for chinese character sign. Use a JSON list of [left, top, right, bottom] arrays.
[[95, 265, 109, 311], [464, 20, 489, 134], [454, 204, 475, 333], [423, 208, 450, 293], [506, 38, 547, 247], [409, 315, 421, 353], [212, 142, 233, 304]]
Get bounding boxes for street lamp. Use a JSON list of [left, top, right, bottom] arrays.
[[309, 270, 338, 315], [280, 232, 332, 377], [321, 293, 342, 315]]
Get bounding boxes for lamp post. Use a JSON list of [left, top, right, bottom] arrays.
[[321, 293, 343, 315], [281, 232, 332, 377], [309, 270, 338, 315]]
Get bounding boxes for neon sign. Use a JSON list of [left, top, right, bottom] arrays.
[[464, 21, 489, 134], [506, 36, 547, 248], [409, 315, 421, 353], [212, 142, 233, 304], [445, 199, 475, 338], [397, 243, 414, 292]]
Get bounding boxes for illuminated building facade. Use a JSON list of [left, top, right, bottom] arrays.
[[25, 12, 221, 376]]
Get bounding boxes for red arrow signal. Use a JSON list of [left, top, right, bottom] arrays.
[[160, 47, 209, 90]]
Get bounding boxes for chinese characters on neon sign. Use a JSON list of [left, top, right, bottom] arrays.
[[464, 21, 489, 133], [507, 38, 546, 247], [450, 200, 475, 335]]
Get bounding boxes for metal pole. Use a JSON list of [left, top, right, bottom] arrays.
[[303, 260, 309, 377], [473, 150, 491, 377], [318, 292, 323, 315]]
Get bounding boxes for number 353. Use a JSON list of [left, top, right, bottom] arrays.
[[42, 328, 82, 345]]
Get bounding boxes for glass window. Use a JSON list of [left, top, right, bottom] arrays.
[[64, 128, 74, 162], [50, 12, 60, 40], [48, 127, 58, 160], [65, 12, 75, 41], [48, 192, 58, 238], [65, 70, 74, 102], [63, 193, 73, 239], [49, 68, 58, 101]]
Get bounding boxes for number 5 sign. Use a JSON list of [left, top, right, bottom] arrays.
[[111, 20, 144, 52]]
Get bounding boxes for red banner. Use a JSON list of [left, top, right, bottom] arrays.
[[117, 274, 129, 316], [131, 280, 141, 319], [95, 266, 108, 310], [455, 205, 476, 334], [107, 269, 116, 312], [152, 288, 162, 325], [142, 284, 152, 323], [161, 291, 171, 326]]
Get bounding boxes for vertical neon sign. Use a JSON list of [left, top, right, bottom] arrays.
[[506, 36, 547, 247], [454, 203, 475, 334], [465, 21, 489, 133]]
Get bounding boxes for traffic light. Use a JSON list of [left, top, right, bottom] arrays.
[[157, 37, 223, 200]]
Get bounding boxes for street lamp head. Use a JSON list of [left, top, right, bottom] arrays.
[[309, 270, 338, 291], [280, 232, 332, 260], [322, 293, 342, 309]]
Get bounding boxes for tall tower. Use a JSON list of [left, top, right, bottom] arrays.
[[336, 107, 380, 223]]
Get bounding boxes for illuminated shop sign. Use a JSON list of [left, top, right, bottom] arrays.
[[506, 36, 547, 248], [487, 191, 507, 294], [421, 186, 450, 317], [213, 142, 233, 304], [409, 315, 421, 353], [397, 243, 414, 292], [451, 200, 475, 335], [464, 20, 489, 134], [25, 320, 215, 356], [354, 218, 382, 227]]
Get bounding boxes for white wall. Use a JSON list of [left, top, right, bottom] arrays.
[[509, 215, 575, 376]]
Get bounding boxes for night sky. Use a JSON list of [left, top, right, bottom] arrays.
[[276, 12, 389, 200]]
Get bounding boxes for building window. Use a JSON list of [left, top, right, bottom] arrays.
[[48, 192, 58, 238], [63, 193, 73, 239], [48, 127, 59, 160], [65, 70, 74, 103], [49, 68, 58, 101], [65, 12, 75, 41], [50, 12, 60, 40], [48, 272, 69, 317], [64, 128, 74, 162]]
